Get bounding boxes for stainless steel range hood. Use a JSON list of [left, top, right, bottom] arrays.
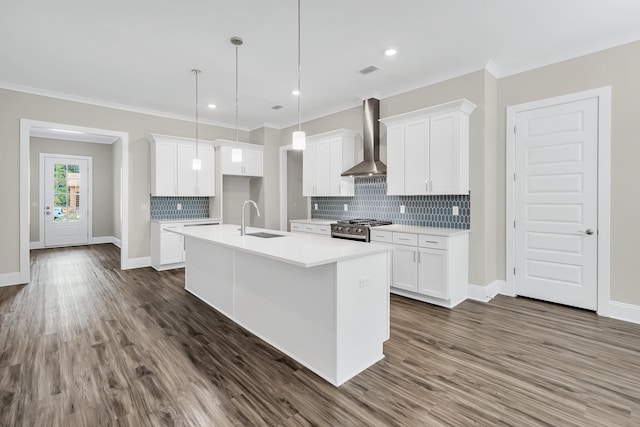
[[341, 98, 386, 177]]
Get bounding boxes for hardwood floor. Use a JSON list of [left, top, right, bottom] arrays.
[[1, 244, 639, 426]]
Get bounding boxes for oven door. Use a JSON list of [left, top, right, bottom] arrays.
[[330, 223, 369, 242]]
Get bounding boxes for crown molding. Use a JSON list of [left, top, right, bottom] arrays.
[[0, 81, 251, 131]]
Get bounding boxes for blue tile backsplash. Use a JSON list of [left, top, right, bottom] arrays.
[[150, 196, 210, 220], [311, 177, 470, 229]]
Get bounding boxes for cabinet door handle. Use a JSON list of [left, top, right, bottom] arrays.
[[398, 237, 411, 241], [424, 240, 438, 244], [413, 251, 416, 262], [418, 251, 421, 263]]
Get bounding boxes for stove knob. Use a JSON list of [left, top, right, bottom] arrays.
[[345, 227, 350, 232]]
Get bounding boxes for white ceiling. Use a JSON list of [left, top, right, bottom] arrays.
[[2, 0, 639, 130]]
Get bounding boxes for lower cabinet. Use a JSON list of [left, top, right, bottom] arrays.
[[392, 245, 419, 292], [151, 220, 219, 270], [372, 230, 468, 308], [160, 231, 185, 266]]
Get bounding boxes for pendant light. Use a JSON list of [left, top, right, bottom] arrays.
[[191, 68, 202, 170], [231, 36, 243, 163], [292, 0, 305, 150]]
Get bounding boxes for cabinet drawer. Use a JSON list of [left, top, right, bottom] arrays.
[[303, 224, 318, 233], [370, 230, 393, 243], [290, 223, 304, 232], [393, 232, 418, 246], [316, 225, 331, 235], [419, 234, 448, 250]]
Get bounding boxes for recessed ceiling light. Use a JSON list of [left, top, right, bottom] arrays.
[[292, 90, 300, 96], [384, 48, 397, 56], [208, 103, 216, 109]]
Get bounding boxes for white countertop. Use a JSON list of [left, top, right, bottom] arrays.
[[376, 224, 469, 236], [151, 218, 221, 224], [288, 218, 336, 225], [167, 224, 392, 268]]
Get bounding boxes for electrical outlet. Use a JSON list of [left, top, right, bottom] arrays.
[[314, 203, 318, 210], [452, 206, 459, 216], [400, 205, 406, 214], [177, 203, 182, 211], [359, 277, 370, 288], [344, 204, 348, 211]]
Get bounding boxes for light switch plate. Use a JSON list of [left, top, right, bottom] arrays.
[[314, 203, 318, 210], [452, 206, 459, 215], [400, 205, 406, 214], [343, 204, 348, 211], [177, 203, 182, 210]]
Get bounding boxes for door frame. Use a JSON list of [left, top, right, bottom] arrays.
[[19, 119, 130, 284], [39, 153, 93, 247], [279, 144, 311, 231], [505, 87, 611, 316]]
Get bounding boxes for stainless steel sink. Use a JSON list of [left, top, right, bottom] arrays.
[[245, 232, 285, 238]]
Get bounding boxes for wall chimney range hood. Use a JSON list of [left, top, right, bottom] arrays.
[[341, 98, 386, 177]]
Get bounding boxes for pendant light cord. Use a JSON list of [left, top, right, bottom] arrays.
[[236, 43, 239, 142], [297, 0, 301, 132], [192, 69, 201, 158]]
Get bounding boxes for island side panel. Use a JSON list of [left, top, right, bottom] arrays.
[[184, 236, 235, 318], [335, 252, 389, 386], [234, 251, 338, 385]]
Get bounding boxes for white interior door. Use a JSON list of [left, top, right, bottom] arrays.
[[44, 155, 90, 247], [514, 98, 598, 310]]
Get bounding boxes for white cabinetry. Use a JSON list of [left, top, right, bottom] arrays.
[[303, 129, 357, 197], [148, 134, 216, 196], [151, 220, 220, 270], [289, 221, 331, 236], [381, 99, 476, 196], [373, 229, 468, 308], [219, 145, 263, 177]]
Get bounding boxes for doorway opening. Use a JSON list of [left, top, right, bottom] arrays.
[[19, 119, 130, 284], [279, 144, 308, 231]]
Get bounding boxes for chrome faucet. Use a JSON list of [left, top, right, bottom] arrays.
[[240, 200, 261, 236]]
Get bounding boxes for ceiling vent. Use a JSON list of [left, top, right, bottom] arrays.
[[359, 65, 380, 75], [271, 105, 283, 110]]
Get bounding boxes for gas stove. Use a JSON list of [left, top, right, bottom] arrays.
[[330, 219, 392, 242]]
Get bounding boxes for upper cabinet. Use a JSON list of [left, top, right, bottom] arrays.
[[381, 99, 476, 196], [147, 134, 215, 197], [218, 144, 264, 177], [303, 129, 357, 197]]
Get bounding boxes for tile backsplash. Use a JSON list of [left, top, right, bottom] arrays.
[[311, 176, 470, 229], [150, 196, 210, 220]]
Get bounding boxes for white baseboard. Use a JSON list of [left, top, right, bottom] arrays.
[[499, 280, 516, 297], [31, 236, 121, 249], [0, 271, 25, 287], [122, 256, 151, 270], [90, 236, 115, 245], [609, 301, 640, 325], [467, 280, 503, 302]]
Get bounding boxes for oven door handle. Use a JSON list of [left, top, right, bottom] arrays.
[[331, 232, 368, 241]]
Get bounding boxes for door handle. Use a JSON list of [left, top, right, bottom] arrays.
[[585, 229, 594, 235]]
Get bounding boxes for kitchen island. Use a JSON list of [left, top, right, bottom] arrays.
[[168, 224, 392, 386]]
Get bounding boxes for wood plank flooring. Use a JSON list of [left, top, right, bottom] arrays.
[[1, 244, 639, 426]]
